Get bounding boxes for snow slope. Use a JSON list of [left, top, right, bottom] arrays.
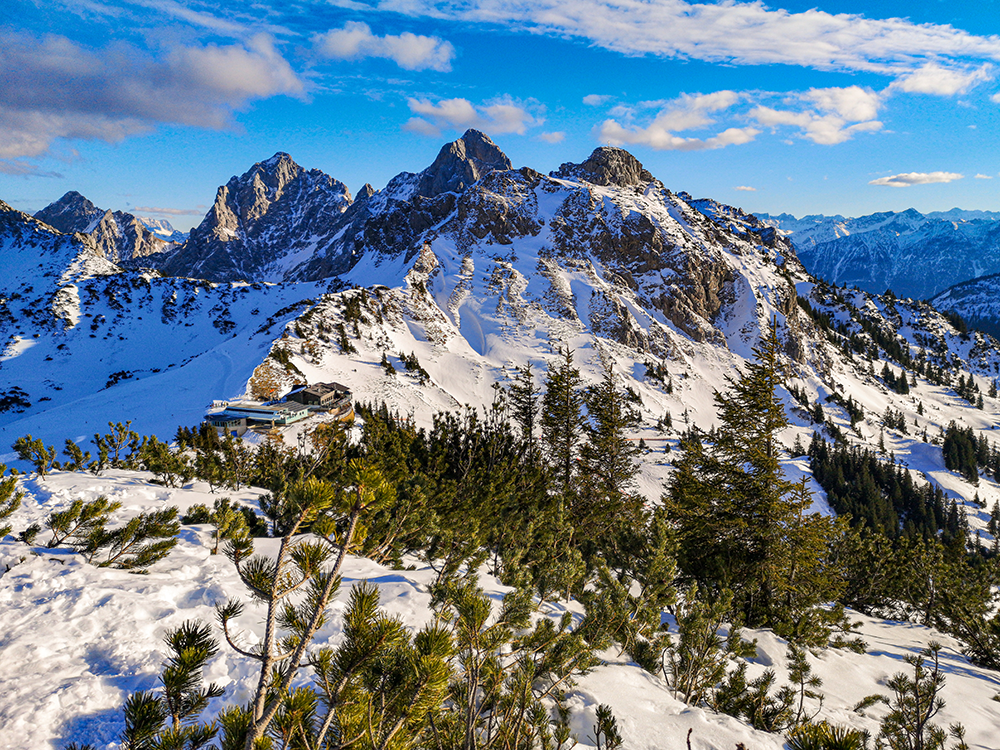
[[3, 470, 1000, 749]]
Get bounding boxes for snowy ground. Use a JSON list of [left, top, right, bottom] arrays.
[[3, 470, 1000, 749]]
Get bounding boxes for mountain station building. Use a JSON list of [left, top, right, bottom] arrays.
[[285, 382, 351, 409]]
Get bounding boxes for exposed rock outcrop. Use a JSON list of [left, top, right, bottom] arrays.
[[552, 147, 654, 188], [158, 153, 352, 282], [415, 129, 512, 198], [34, 192, 169, 265]]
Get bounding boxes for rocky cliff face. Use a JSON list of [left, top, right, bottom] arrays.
[[551, 146, 654, 188], [34, 192, 170, 265], [127, 132, 808, 359], [138, 217, 188, 243], [287, 130, 514, 281], [158, 152, 352, 282], [1, 200, 121, 339], [34, 191, 105, 234], [297, 138, 809, 359], [415, 129, 512, 198]]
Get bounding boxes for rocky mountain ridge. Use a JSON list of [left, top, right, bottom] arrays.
[[138, 217, 188, 243], [34, 191, 172, 266], [7, 133, 1000, 453], [155, 152, 353, 282]]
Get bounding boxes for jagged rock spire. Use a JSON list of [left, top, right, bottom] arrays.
[[416, 129, 513, 198]]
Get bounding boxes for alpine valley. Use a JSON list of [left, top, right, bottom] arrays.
[[4, 131, 1000, 749]]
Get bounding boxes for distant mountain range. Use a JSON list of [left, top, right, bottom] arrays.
[[759, 209, 1000, 301], [137, 217, 188, 243]]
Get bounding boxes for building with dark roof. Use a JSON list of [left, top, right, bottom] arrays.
[[285, 382, 351, 408]]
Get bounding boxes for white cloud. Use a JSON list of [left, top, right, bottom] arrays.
[[975, 173, 993, 179], [734, 185, 756, 192], [869, 171, 964, 187], [0, 31, 303, 159], [0, 159, 63, 178], [314, 21, 455, 71], [136, 0, 248, 34], [890, 62, 992, 95], [404, 97, 540, 136], [402, 117, 443, 137], [992, 92, 1000, 103], [600, 121, 758, 151], [374, 0, 1000, 77], [750, 86, 882, 145], [538, 131, 565, 143], [598, 90, 756, 151], [583, 94, 611, 106], [803, 86, 881, 121]]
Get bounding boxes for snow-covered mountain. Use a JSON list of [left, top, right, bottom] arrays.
[[156, 152, 353, 282], [759, 209, 1000, 300], [0, 198, 327, 442], [8, 133, 1000, 748], [138, 216, 188, 243], [8, 132, 1000, 451], [34, 191, 173, 266], [932, 273, 1000, 339]]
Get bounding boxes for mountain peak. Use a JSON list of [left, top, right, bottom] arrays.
[[34, 191, 105, 234], [552, 146, 654, 188], [416, 129, 512, 198], [260, 151, 297, 171]]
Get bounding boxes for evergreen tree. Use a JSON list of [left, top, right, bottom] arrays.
[[12, 435, 56, 479], [877, 643, 968, 750], [575, 363, 644, 560], [0, 463, 22, 538], [540, 348, 584, 497], [47, 496, 123, 549], [506, 363, 539, 451], [665, 326, 843, 631], [120, 621, 223, 749], [61, 439, 91, 472], [217, 465, 396, 748]]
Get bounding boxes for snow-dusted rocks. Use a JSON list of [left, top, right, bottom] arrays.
[[158, 152, 353, 282], [414, 127, 512, 198], [552, 145, 654, 188], [34, 191, 106, 234], [138, 217, 188, 243], [35, 191, 171, 266]]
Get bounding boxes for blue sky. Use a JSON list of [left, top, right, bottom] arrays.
[[1, 0, 999, 229]]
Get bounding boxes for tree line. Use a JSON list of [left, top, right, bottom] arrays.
[[7, 330, 994, 750]]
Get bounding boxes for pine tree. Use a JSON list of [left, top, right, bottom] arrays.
[[574, 363, 644, 559], [120, 621, 222, 749], [877, 643, 968, 750], [664, 325, 843, 631], [217, 465, 396, 748], [0, 463, 22, 538], [540, 348, 584, 497], [12, 435, 56, 479], [46, 496, 123, 550], [93, 421, 141, 469], [61, 439, 91, 472], [507, 363, 539, 450]]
